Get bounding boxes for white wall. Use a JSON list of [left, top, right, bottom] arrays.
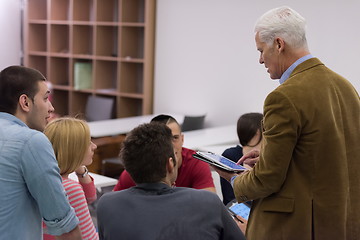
[[0, 0, 21, 69], [154, 0, 360, 127], [0, 1, 359, 127]]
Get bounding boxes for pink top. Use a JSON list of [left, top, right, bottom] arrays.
[[43, 176, 98, 240]]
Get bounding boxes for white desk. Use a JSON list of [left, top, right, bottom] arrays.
[[88, 113, 184, 138], [69, 172, 118, 192], [197, 143, 238, 155], [183, 125, 238, 150]]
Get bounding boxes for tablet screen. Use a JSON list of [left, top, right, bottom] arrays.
[[229, 202, 250, 220], [198, 152, 247, 171]]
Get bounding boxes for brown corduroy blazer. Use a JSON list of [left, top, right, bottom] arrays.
[[234, 58, 360, 240]]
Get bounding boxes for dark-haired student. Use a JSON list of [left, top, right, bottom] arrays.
[[113, 114, 216, 193], [97, 122, 246, 240], [221, 112, 263, 205], [0, 65, 81, 239]]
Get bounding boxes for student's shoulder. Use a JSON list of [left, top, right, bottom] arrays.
[[98, 188, 132, 203], [175, 187, 219, 200], [222, 145, 243, 162], [26, 130, 53, 150]]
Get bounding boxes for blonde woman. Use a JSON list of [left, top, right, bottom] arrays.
[[43, 117, 98, 240]]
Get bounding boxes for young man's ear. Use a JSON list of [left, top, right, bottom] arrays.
[[18, 94, 31, 112], [166, 157, 176, 173]]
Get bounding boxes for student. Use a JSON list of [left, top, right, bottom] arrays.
[[0, 66, 81, 239], [221, 112, 263, 205], [113, 114, 216, 193], [43, 117, 99, 240], [215, 6, 360, 239], [97, 122, 245, 240]]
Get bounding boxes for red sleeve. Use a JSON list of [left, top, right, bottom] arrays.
[[113, 170, 136, 191], [80, 175, 97, 204], [181, 148, 215, 189], [190, 159, 215, 189]]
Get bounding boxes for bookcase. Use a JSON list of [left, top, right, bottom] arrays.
[[23, 0, 155, 119]]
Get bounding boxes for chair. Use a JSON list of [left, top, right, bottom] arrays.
[[85, 95, 114, 122], [181, 114, 206, 132], [101, 157, 124, 178]]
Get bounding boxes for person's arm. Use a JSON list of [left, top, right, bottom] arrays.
[[62, 178, 98, 239], [238, 149, 260, 168], [75, 166, 97, 204], [24, 133, 79, 236], [55, 226, 82, 240], [233, 90, 299, 201], [212, 166, 240, 183], [232, 215, 248, 235]]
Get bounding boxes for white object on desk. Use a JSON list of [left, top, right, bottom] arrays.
[[88, 113, 184, 138], [69, 172, 118, 192], [183, 125, 238, 150]]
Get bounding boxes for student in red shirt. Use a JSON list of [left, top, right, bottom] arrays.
[[113, 114, 216, 193]]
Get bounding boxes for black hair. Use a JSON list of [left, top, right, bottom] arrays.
[[121, 122, 176, 184], [0, 65, 46, 114], [237, 112, 263, 147]]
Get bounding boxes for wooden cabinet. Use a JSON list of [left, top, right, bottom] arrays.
[[23, 0, 155, 119]]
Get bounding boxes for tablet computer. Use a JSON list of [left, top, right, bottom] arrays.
[[227, 201, 251, 221], [193, 151, 247, 173]]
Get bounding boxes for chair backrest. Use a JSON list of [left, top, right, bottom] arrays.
[[181, 115, 206, 132], [85, 95, 114, 122]]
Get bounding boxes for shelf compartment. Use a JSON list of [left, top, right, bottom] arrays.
[[92, 94, 117, 119], [25, 0, 155, 121], [121, 0, 145, 23], [73, 25, 93, 55], [94, 60, 118, 90], [28, 0, 47, 20], [69, 91, 91, 118], [96, 0, 119, 22], [95, 26, 119, 57], [73, 0, 94, 21], [50, 24, 69, 53], [51, 89, 69, 116], [120, 26, 144, 59], [119, 62, 143, 94], [26, 55, 47, 78], [50, 0, 70, 20], [117, 97, 143, 117], [28, 24, 47, 52], [49, 57, 70, 86]]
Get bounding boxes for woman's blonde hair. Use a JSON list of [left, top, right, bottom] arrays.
[[44, 117, 90, 175]]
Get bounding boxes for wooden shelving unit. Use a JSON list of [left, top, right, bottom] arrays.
[[23, 0, 155, 119]]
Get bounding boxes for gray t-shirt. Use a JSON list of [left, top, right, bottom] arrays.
[[97, 182, 245, 240]]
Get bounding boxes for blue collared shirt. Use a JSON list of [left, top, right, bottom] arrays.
[[0, 112, 79, 239], [279, 54, 314, 84]]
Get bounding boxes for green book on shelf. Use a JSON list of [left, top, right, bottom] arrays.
[[74, 62, 92, 90]]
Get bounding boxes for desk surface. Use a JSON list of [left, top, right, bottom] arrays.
[[197, 143, 238, 155], [183, 125, 238, 150], [88, 113, 184, 138], [69, 172, 118, 190]]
